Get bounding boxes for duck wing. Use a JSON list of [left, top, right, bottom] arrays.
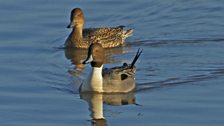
[[82, 26, 133, 48], [102, 65, 136, 93], [102, 49, 142, 92]]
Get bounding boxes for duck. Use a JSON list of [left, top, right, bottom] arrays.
[[65, 8, 134, 49], [80, 43, 142, 93]]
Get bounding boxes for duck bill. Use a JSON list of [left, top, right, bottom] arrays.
[[66, 22, 75, 28], [82, 55, 93, 64]]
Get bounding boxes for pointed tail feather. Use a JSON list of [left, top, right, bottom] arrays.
[[131, 48, 143, 68], [124, 29, 134, 38]]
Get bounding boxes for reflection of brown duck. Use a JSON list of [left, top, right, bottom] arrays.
[[80, 92, 136, 126], [65, 8, 133, 48], [64, 46, 127, 75]]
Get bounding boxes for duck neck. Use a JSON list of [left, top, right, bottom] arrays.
[[71, 25, 83, 43], [82, 65, 104, 93]]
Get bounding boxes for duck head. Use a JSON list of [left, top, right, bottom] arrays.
[[67, 8, 85, 28], [83, 43, 105, 68]]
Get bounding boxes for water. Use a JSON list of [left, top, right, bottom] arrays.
[[1, 0, 224, 125]]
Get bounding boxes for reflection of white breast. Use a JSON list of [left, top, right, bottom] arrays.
[[90, 94, 104, 119]]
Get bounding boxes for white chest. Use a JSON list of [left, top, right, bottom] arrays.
[[82, 66, 104, 92]]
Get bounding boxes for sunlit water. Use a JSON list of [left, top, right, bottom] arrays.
[[1, 0, 224, 126]]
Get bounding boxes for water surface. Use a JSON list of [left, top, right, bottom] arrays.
[[1, 0, 224, 126]]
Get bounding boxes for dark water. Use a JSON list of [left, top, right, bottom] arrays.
[[1, 0, 224, 126]]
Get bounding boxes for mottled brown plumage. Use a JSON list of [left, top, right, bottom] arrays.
[[65, 8, 133, 49]]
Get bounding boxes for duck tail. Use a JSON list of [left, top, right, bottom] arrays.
[[124, 29, 134, 38], [118, 25, 134, 39], [131, 48, 143, 68]]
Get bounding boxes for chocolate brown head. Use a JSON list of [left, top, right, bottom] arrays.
[[67, 8, 85, 28], [82, 43, 105, 67]]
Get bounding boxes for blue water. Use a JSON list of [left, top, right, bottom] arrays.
[[1, 0, 224, 126]]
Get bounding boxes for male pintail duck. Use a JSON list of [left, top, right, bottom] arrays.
[[81, 43, 142, 93], [65, 8, 134, 49]]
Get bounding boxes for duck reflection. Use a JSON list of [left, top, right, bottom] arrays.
[[80, 92, 136, 126], [64, 47, 128, 76]]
